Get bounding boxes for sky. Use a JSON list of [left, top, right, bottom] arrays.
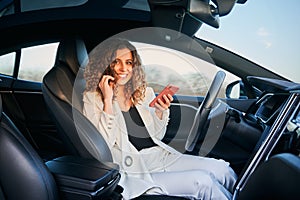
[[196, 0, 300, 83]]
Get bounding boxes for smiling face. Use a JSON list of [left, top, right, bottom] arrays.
[[112, 48, 134, 86]]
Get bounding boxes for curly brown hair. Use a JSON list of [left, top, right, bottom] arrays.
[[84, 38, 146, 105]]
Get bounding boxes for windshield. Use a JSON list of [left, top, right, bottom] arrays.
[[196, 0, 300, 83]]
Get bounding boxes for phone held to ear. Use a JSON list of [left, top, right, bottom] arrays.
[[149, 84, 179, 107]]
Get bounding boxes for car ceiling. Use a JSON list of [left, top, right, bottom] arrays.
[[0, 1, 150, 53], [0, 0, 249, 50], [1, 0, 284, 83]]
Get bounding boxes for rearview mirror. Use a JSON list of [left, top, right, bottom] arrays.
[[148, 0, 248, 33], [188, 0, 220, 28], [211, 0, 236, 16]]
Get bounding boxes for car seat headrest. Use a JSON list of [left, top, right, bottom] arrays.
[[55, 38, 89, 75]]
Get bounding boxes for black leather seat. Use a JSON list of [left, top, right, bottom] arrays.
[[0, 95, 59, 200], [236, 153, 300, 200], [42, 38, 113, 162]]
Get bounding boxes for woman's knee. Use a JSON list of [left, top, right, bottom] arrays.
[[192, 171, 215, 194], [191, 171, 232, 199], [212, 160, 237, 192], [213, 160, 237, 179]]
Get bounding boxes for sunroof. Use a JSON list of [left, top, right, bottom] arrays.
[[0, 0, 88, 17], [21, 0, 88, 11], [123, 0, 150, 11]]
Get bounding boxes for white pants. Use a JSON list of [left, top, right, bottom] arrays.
[[144, 151, 237, 200]]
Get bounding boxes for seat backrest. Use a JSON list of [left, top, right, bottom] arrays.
[[236, 153, 300, 200], [42, 38, 113, 162], [0, 95, 59, 200]]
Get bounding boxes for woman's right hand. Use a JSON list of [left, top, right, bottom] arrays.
[[98, 75, 115, 102]]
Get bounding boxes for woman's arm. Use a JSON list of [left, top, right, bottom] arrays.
[[145, 87, 171, 140], [82, 92, 117, 147], [98, 75, 115, 115], [153, 93, 173, 120]]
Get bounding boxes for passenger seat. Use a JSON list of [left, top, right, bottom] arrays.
[[236, 153, 300, 200], [0, 94, 59, 200]]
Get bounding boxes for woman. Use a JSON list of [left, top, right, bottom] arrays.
[[83, 38, 237, 199]]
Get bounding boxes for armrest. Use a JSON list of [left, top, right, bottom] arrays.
[[46, 155, 120, 199]]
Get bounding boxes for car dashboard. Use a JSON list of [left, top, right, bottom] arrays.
[[209, 76, 300, 175], [254, 93, 289, 125], [233, 76, 300, 197], [246, 76, 300, 152]]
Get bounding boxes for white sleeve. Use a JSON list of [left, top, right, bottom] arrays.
[[82, 92, 117, 147], [145, 87, 170, 140]]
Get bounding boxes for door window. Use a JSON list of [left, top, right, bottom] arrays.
[[134, 42, 240, 98], [18, 43, 59, 82], [0, 52, 15, 76]]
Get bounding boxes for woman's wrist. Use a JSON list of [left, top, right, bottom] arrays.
[[155, 109, 164, 120], [103, 98, 114, 115], [103, 97, 113, 105]]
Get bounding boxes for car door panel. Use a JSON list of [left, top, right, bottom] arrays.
[[0, 75, 14, 89], [1, 77, 67, 159]]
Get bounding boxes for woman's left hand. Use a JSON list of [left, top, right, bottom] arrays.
[[154, 94, 173, 119]]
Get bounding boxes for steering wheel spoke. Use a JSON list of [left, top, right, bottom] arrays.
[[185, 70, 226, 152]]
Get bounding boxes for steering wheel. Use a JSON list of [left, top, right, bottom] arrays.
[[185, 70, 226, 152]]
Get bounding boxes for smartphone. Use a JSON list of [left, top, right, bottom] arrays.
[[149, 84, 179, 107]]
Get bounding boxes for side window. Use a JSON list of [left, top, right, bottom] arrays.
[[18, 42, 59, 82], [134, 42, 240, 98], [0, 52, 16, 76]]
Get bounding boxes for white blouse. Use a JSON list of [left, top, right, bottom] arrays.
[[83, 87, 181, 199]]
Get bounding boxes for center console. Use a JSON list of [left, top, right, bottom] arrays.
[[45, 156, 121, 200]]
